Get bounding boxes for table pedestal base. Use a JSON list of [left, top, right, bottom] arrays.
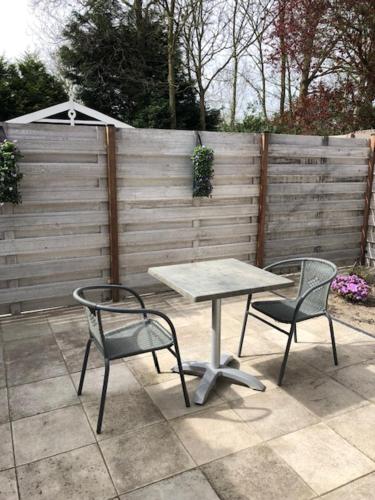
[[172, 353, 265, 405]]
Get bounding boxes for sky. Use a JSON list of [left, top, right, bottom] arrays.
[[0, 0, 38, 60]]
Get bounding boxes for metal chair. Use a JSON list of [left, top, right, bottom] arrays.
[[73, 284, 190, 433], [238, 258, 338, 386]]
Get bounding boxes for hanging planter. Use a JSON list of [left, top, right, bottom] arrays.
[[0, 140, 22, 205], [192, 144, 214, 197]]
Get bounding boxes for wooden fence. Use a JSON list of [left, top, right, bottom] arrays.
[[0, 123, 372, 314], [265, 133, 370, 266], [365, 136, 375, 267]]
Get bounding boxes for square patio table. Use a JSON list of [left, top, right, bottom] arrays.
[[148, 258, 293, 404]]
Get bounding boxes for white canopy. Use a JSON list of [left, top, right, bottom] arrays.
[[7, 99, 133, 128]]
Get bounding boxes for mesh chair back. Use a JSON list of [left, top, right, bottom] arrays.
[[84, 307, 104, 350], [297, 259, 336, 316]]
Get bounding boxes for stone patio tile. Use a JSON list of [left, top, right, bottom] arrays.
[[248, 351, 322, 386], [61, 345, 105, 374], [0, 469, 18, 500], [201, 444, 315, 500], [9, 375, 79, 420], [301, 316, 372, 344], [0, 423, 14, 471], [49, 318, 87, 341], [297, 317, 358, 344], [126, 350, 180, 387], [213, 355, 280, 402], [17, 444, 116, 500], [176, 312, 244, 344], [294, 342, 374, 374], [170, 403, 261, 465], [1, 318, 52, 342], [320, 472, 375, 499], [0, 388, 8, 424], [100, 421, 194, 494], [269, 423, 375, 495], [327, 404, 375, 461], [71, 363, 141, 402], [285, 376, 367, 420], [0, 348, 5, 389], [145, 377, 224, 420], [230, 388, 318, 441], [83, 389, 163, 440], [120, 469, 220, 500], [4, 336, 67, 386], [331, 360, 375, 401], [13, 405, 95, 465], [227, 327, 287, 359]]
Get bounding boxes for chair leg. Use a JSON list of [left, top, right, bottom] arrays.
[[78, 338, 92, 396], [97, 359, 110, 434], [238, 294, 252, 357], [173, 343, 190, 408], [294, 326, 298, 343], [152, 351, 161, 374], [326, 312, 338, 366], [278, 323, 295, 386]]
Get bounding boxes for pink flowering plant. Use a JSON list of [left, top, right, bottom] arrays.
[[331, 274, 370, 303]]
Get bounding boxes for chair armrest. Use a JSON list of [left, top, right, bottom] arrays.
[[73, 285, 146, 309], [94, 304, 178, 338], [263, 258, 306, 272]]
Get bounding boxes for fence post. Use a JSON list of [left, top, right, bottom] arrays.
[[105, 125, 120, 301], [360, 134, 375, 265], [256, 131, 269, 268]]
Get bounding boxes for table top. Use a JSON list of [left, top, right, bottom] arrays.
[[148, 258, 293, 302]]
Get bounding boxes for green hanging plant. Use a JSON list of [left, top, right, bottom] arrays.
[[0, 140, 22, 205], [192, 144, 214, 197]]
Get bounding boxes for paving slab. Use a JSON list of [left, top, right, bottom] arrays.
[[327, 404, 375, 461], [0, 423, 14, 471], [13, 405, 95, 465], [83, 390, 163, 440], [269, 423, 375, 495], [0, 388, 8, 424], [120, 469, 220, 500], [145, 377, 224, 420], [17, 444, 116, 500], [202, 444, 315, 500], [100, 421, 194, 494], [1, 319, 52, 342], [230, 388, 319, 440], [126, 351, 178, 387], [170, 403, 261, 465], [320, 472, 375, 499], [9, 375, 79, 420], [4, 336, 67, 386], [285, 376, 367, 419], [0, 468, 18, 500], [71, 363, 141, 402], [331, 360, 375, 401]]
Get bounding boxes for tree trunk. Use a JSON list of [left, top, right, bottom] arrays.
[[199, 90, 206, 130], [168, 49, 177, 129], [230, 55, 238, 128], [167, 3, 177, 129], [279, 46, 286, 117], [258, 40, 268, 120], [133, 0, 144, 46], [279, 0, 286, 118]]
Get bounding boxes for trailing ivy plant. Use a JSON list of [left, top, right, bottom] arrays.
[[0, 140, 22, 205], [192, 145, 214, 197]]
